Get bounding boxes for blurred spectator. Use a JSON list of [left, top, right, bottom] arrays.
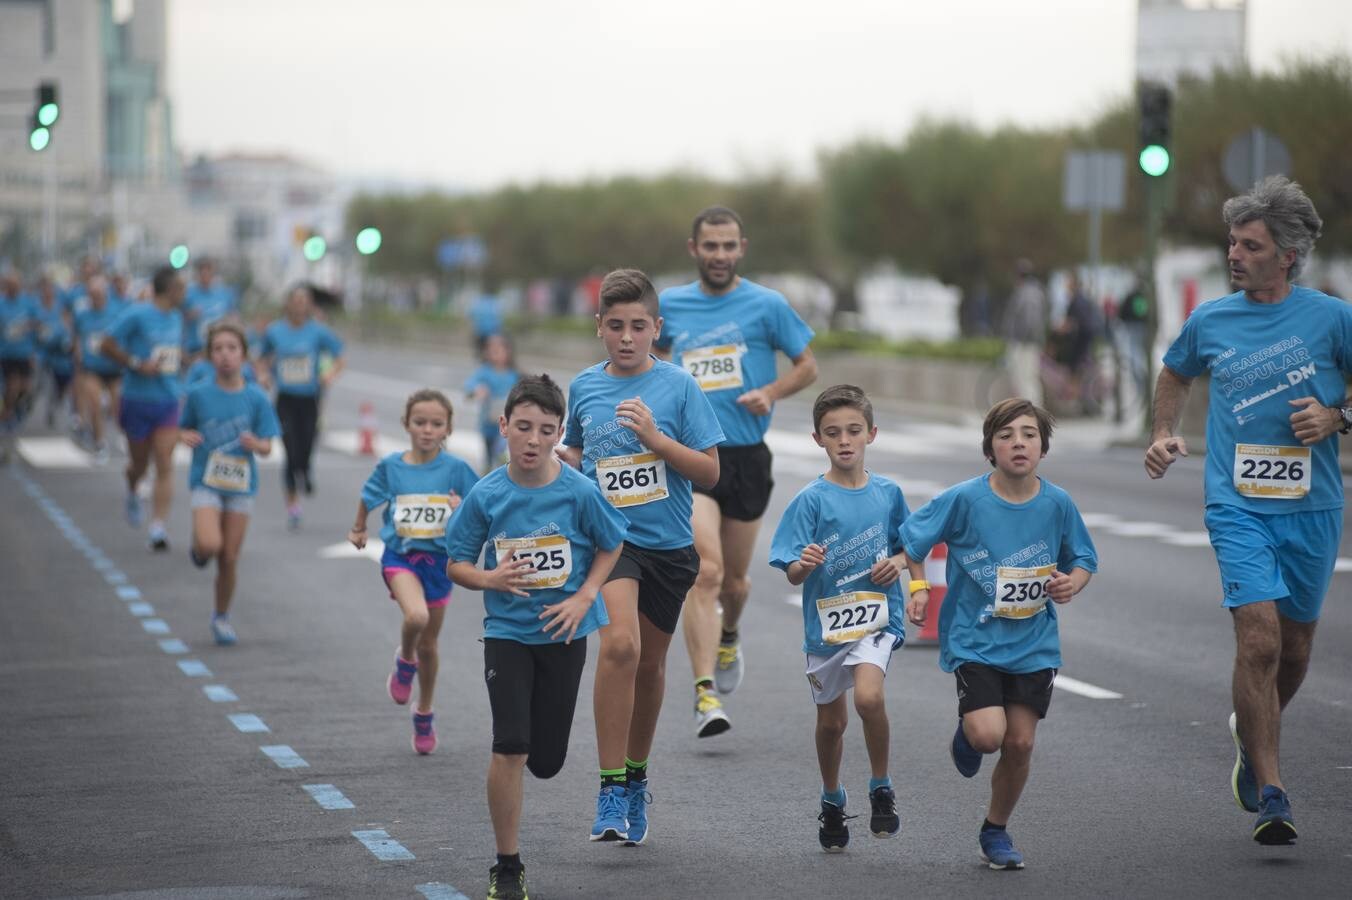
[[1114, 275, 1151, 407], [468, 289, 503, 350], [1054, 273, 1103, 414], [1001, 258, 1046, 405]]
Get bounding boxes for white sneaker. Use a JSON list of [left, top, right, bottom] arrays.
[[715, 640, 744, 695], [694, 690, 731, 738]]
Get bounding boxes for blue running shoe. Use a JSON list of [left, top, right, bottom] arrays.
[[211, 614, 237, 646], [1229, 712, 1259, 813], [125, 491, 143, 527], [590, 785, 628, 842], [951, 722, 982, 778], [979, 827, 1025, 869], [190, 546, 210, 569], [624, 779, 651, 846], [1253, 785, 1297, 846]]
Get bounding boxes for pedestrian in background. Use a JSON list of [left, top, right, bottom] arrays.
[[1001, 259, 1046, 407]]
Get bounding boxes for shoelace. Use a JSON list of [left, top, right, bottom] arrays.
[[695, 692, 722, 713], [716, 645, 739, 666], [413, 716, 433, 736], [871, 789, 897, 814]]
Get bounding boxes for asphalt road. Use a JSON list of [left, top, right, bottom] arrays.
[[3, 340, 1350, 900]]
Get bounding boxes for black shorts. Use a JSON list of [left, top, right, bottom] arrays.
[[1, 358, 33, 380], [92, 370, 122, 388], [484, 637, 588, 779], [694, 442, 774, 522], [955, 662, 1056, 719], [605, 543, 700, 635]]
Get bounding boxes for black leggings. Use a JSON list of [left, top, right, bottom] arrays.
[[484, 637, 587, 779], [275, 392, 319, 494]]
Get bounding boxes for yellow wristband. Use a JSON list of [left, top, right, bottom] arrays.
[[908, 580, 931, 593]]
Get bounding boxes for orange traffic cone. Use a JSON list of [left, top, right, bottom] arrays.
[[907, 542, 948, 647], [358, 401, 377, 457]]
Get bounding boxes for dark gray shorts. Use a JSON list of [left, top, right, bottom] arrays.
[[605, 542, 700, 634]]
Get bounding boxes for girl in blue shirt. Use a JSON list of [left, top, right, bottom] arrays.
[[179, 322, 281, 647], [464, 333, 520, 472], [348, 389, 479, 755]]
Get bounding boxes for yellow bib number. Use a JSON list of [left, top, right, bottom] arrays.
[[203, 450, 249, 493], [816, 591, 889, 644], [682, 344, 744, 392], [1233, 444, 1311, 500], [393, 493, 451, 539], [493, 534, 573, 590], [596, 452, 669, 508], [994, 564, 1054, 620]]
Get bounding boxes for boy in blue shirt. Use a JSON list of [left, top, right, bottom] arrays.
[[179, 322, 280, 645], [769, 385, 909, 851], [101, 266, 187, 550], [445, 374, 627, 900], [72, 275, 125, 462], [464, 334, 519, 472], [901, 398, 1097, 870], [562, 269, 724, 845]]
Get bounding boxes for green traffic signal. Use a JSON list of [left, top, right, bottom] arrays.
[[303, 235, 327, 262], [1139, 144, 1170, 177], [169, 244, 190, 269], [29, 126, 50, 152], [355, 227, 382, 255], [37, 102, 59, 127]]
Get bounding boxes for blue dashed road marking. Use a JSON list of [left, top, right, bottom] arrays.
[[116, 585, 141, 601], [351, 830, 415, 861], [260, 745, 309, 768], [302, 784, 355, 810], [416, 883, 471, 900], [104, 571, 128, 585], [158, 639, 189, 654], [178, 660, 212, 677], [128, 602, 154, 617], [141, 618, 171, 635], [203, 685, 238, 702], [228, 714, 269, 733]]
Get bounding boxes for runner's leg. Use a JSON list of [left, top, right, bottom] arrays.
[[595, 578, 640, 773], [216, 510, 250, 616], [627, 612, 676, 763], [987, 704, 1038, 824], [414, 604, 446, 714], [1232, 601, 1284, 790], [682, 495, 722, 684]]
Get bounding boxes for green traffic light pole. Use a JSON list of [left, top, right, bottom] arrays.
[[1140, 165, 1169, 436]]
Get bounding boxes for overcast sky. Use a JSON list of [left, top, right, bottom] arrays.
[[166, 0, 1351, 190]]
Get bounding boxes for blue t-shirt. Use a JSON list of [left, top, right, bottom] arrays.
[[900, 474, 1098, 674], [186, 358, 256, 388], [655, 278, 815, 446], [360, 450, 481, 556], [179, 381, 281, 495], [73, 302, 127, 375], [770, 474, 911, 656], [184, 282, 238, 354], [465, 364, 520, 430], [35, 305, 74, 375], [444, 463, 628, 645], [0, 293, 39, 360], [469, 294, 503, 338], [1163, 286, 1352, 512], [107, 303, 184, 402], [261, 319, 343, 397], [564, 358, 725, 550]]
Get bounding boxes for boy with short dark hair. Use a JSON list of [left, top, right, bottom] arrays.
[[901, 397, 1097, 870], [769, 385, 910, 851], [445, 374, 628, 900], [561, 268, 724, 845]]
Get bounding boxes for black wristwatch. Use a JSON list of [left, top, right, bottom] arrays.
[[1337, 404, 1352, 435]]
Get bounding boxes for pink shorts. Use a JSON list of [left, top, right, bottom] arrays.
[[380, 548, 452, 608]]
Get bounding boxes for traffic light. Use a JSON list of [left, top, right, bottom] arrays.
[[302, 234, 327, 262], [1138, 84, 1172, 177], [355, 227, 382, 255], [29, 81, 59, 152], [169, 244, 190, 269]]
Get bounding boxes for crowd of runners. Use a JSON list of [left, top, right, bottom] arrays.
[[3, 176, 1347, 900]]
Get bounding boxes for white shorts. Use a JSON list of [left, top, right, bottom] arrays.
[[191, 487, 254, 515], [805, 631, 899, 705]]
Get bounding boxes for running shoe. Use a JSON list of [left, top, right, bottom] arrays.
[[286, 505, 302, 532], [388, 653, 418, 705], [92, 443, 109, 465], [818, 797, 853, 852], [1229, 712, 1259, 813], [189, 545, 210, 569], [486, 861, 529, 900], [412, 711, 436, 755], [869, 785, 900, 837], [589, 785, 629, 842], [210, 615, 237, 646], [714, 639, 744, 694], [125, 491, 143, 527], [979, 826, 1025, 869], [951, 722, 982, 778], [624, 779, 652, 846], [148, 524, 169, 552], [694, 689, 731, 738], [1253, 785, 1297, 845]]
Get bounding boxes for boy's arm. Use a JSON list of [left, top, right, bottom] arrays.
[[557, 445, 584, 470], [614, 397, 719, 488], [785, 543, 826, 586], [1047, 567, 1091, 603], [539, 543, 622, 644], [903, 552, 931, 625]]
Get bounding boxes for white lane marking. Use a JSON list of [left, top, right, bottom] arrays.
[[1336, 558, 1352, 573], [784, 592, 801, 607], [16, 436, 281, 470], [1157, 531, 1213, 547], [318, 539, 385, 562], [1102, 521, 1178, 538], [1079, 513, 1123, 528], [1056, 675, 1123, 700]]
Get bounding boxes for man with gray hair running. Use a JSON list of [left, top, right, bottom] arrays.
[[1144, 176, 1351, 846]]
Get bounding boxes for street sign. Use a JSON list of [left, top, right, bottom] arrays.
[[437, 236, 488, 271], [1223, 127, 1292, 193], [1063, 151, 1126, 212]]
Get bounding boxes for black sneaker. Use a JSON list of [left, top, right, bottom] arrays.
[[487, 861, 529, 900], [869, 785, 900, 837], [818, 797, 854, 852], [189, 546, 210, 569]]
